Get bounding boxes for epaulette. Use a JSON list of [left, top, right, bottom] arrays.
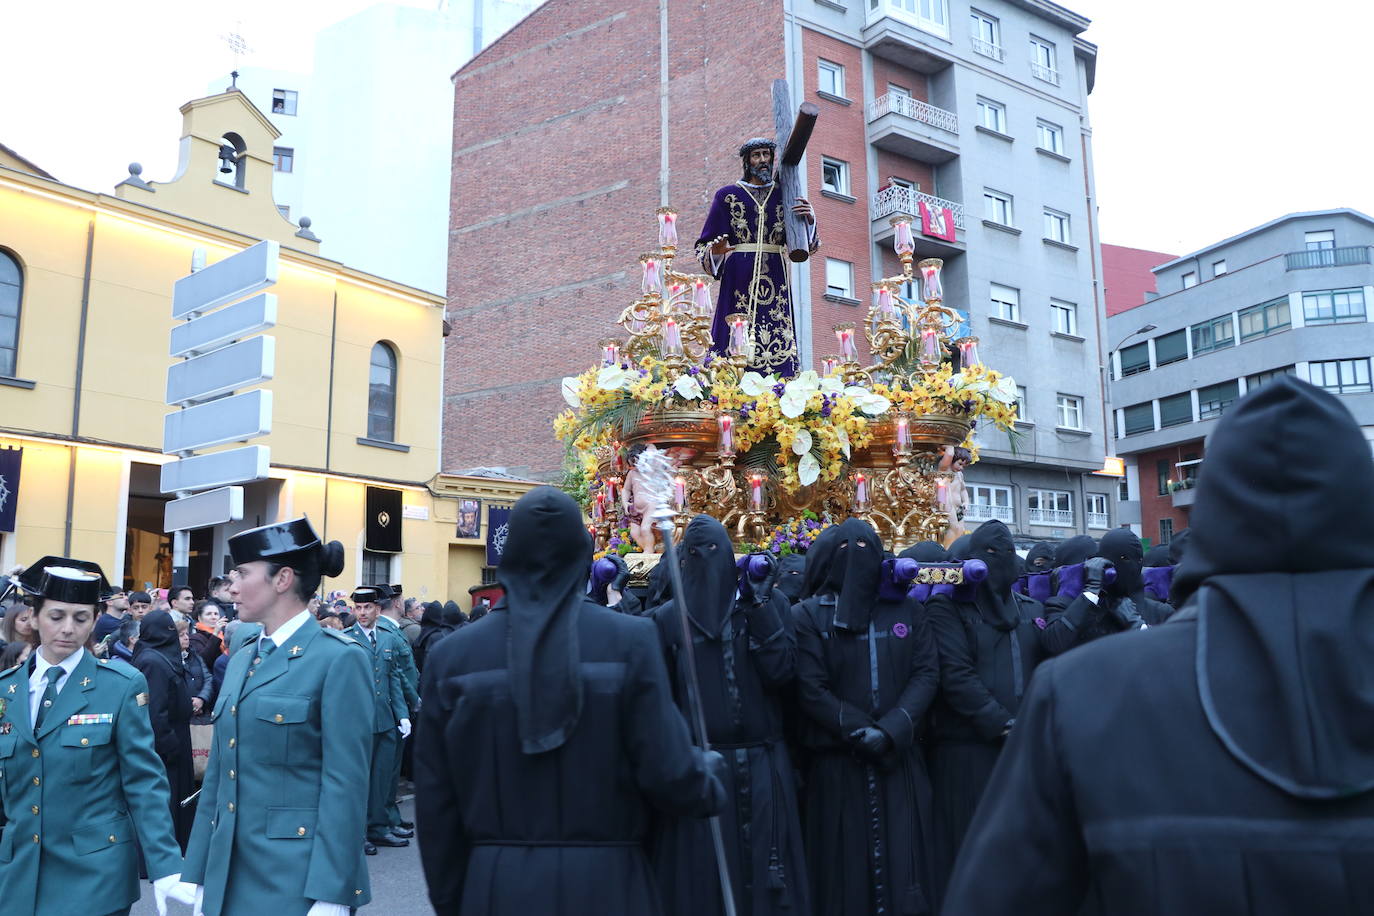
[[0, 663, 20, 677], [97, 659, 137, 679], [320, 628, 361, 646]]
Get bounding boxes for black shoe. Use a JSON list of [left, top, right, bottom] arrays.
[[368, 834, 410, 847], [364, 841, 378, 856], [397, 819, 415, 829], [390, 827, 414, 838]]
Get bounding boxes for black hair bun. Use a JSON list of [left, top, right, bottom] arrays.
[[319, 541, 346, 578]]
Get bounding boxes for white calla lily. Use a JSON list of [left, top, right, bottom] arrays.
[[791, 428, 813, 456], [797, 452, 821, 486], [597, 365, 635, 390], [740, 372, 776, 397], [858, 392, 891, 416], [561, 377, 582, 408], [790, 370, 821, 393], [779, 389, 810, 418], [835, 425, 851, 458], [989, 376, 1019, 405], [818, 376, 844, 396], [673, 374, 704, 400]]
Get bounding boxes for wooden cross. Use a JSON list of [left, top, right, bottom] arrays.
[[772, 79, 820, 264]]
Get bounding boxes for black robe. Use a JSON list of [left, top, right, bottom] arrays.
[[131, 610, 194, 849], [794, 592, 940, 915], [1040, 589, 1172, 655], [946, 376, 1374, 913]]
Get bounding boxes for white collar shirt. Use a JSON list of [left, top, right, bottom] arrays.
[[258, 609, 312, 654], [30, 647, 86, 728]]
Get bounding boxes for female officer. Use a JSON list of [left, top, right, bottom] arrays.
[[0, 556, 196, 916], [182, 518, 374, 916]]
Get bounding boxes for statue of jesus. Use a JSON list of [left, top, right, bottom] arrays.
[[695, 138, 818, 378]]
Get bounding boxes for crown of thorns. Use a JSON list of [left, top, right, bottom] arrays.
[[738, 137, 776, 158]]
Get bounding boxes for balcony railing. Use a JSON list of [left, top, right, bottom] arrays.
[[866, 92, 958, 134], [1284, 246, 1372, 270], [1087, 512, 1110, 529], [971, 38, 1003, 61], [1027, 508, 1073, 526], [965, 503, 1014, 523], [873, 185, 966, 230], [1030, 62, 1060, 85]]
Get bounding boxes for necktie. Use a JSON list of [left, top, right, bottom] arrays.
[[34, 667, 63, 730], [258, 640, 276, 659], [369, 630, 377, 650]]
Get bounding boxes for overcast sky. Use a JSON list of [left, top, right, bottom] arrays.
[[2, 0, 1368, 257]]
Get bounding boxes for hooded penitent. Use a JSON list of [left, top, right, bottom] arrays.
[[947, 533, 974, 561], [1175, 376, 1374, 799], [801, 524, 845, 600], [1024, 542, 1054, 572], [1095, 528, 1145, 598], [496, 487, 592, 755], [1052, 535, 1097, 569], [967, 521, 1021, 630], [900, 541, 950, 563], [773, 553, 807, 603], [829, 519, 884, 632], [677, 516, 739, 639], [1143, 545, 1171, 567], [138, 609, 183, 670]]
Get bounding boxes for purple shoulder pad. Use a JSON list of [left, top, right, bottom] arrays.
[[1142, 565, 1174, 602]]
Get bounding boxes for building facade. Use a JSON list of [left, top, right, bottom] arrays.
[[1107, 209, 1374, 546], [447, 0, 1116, 545], [0, 89, 530, 602]]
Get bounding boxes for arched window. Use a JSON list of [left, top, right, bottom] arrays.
[[0, 251, 21, 378], [367, 342, 397, 441], [216, 132, 247, 190]]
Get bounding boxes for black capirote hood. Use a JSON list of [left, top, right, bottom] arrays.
[[496, 487, 591, 755], [138, 610, 183, 669], [1143, 545, 1171, 567], [1052, 535, 1097, 568], [1175, 377, 1374, 799], [947, 533, 973, 561], [677, 515, 738, 639], [801, 524, 844, 599], [1025, 542, 1055, 571], [899, 541, 949, 563], [830, 519, 883, 631], [1096, 528, 1145, 598], [968, 520, 1020, 630], [773, 554, 806, 602]]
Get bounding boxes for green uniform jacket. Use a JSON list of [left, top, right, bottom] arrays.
[[377, 615, 419, 709], [344, 623, 408, 734], [0, 651, 183, 916], [183, 621, 374, 915]]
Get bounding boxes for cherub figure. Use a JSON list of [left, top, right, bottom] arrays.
[[939, 445, 971, 546], [621, 443, 658, 554]]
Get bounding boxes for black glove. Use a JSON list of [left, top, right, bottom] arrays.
[[1082, 556, 1112, 591], [1108, 595, 1146, 631], [848, 726, 893, 761]]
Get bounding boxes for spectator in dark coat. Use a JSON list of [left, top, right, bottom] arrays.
[[110, 615, 140, 664], [177, 616, 215, 722], [413, 600, 448, 672], [132, 610, 195, 849], [946, 377, 1374, 914]]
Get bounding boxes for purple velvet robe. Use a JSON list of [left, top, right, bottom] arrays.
[[695, 181, 817, 378]]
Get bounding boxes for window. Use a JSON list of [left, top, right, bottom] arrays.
[[817, 59, 845, 97], [1119, 342, 1150, 377], [0, 251, 20, 377], [888, 83, 912, 101], [1156, 459, 1170, 496], [272, 89, 298, 116], [1014, 385, 1028, 421], [1191, 314, 1234, 355], [1086, 493, 1109, 528], [1213, 259, 1228, 277], [983, 189, 1013, 226], [966, 484, 1014, 523], [1043, 208, 1071, 244], [1198, 380, 1239, 419], [362, 550, 392, 584], [368, 342, 398, 441], [1238, 297, 1291, 340], [976, 97, 1007, 133], [1029, 36, 1059, 84], [1305, 229, 1336, 251], [825, 259, 854, 298], [1027, 489, 1072, 525], [1050, 299, 1077, 335], [1154, 329, 1188, 366], [273, 147, 294, 173], [1158, 392, 1193, 428], [1182, 271, 1197, 289], [1247, 365, 1295, 388], [1159, 517, 1174, 545], [989, 283, 1020, 322], [1124, 403, 1154, 436], [1309, 358, 1372, 395], [276, 205, 291, 219], [1302, 288, 1366, 325], [970, 10, 1002, 59], [1036, 119, 1063, 155], [820, 157, 850, 196], [1056, 394, 1083, 429]]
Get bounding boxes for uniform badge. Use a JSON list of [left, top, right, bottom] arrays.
[[136, 692, 149, 707], [0, 721, 11, 735], [892, 622, 910, 639]]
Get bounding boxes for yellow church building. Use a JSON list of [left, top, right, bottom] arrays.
[[0, 89, 531, 602]]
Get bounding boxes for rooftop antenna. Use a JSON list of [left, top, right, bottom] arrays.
[[219, 22, 253, 90]]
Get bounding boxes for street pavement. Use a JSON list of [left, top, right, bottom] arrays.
[[133, 787, 430, 914]]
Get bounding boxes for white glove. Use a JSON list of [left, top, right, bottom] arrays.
[[399, 717, 412, 738], [306, 902, 352, 916], [194, 884, 204, 916], [152, 874, 199, 915]]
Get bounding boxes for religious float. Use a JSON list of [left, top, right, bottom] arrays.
[[555, 207, 1020, 557]]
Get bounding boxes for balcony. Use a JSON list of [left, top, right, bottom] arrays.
[[1087, 512, 1110, 529], [1170, 477, 1198, 509], [863, 2, 957, 75], [867, 92, 959, 164], [1030, 62, 1060, 85], [1027, 508, 1073, 526], [872, 185, 966, 230], [1284, 246, 1372, 270], [971, 38, 1003, 61], [965, 503, 1013, 524]]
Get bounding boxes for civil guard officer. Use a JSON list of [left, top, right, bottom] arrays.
[[372, 583, 419, 838], [0, 557, 197, 916], [344, 585, 410, 855], [182, 518, 374, 916]]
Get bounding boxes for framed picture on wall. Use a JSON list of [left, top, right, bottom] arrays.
[[457, 499, 482, 539]]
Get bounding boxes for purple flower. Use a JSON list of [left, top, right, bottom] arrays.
[[772, 382, 786, 395], [710, 394, 719, 404], [702, 353, 715, 366], [688, 366, 700, 376], [821, 404, 832, 417]]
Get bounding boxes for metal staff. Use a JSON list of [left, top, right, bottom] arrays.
[[635, 446, 738, 916]]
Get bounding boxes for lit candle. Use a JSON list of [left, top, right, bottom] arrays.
[[673, 475, 687, 510], [959, 337, 982, 368], [601, 339, 620, 367], [642, 258, 661, 294], [835, 324, 858, 362], [920, 328, 941, 362], [936, 478, 949, 509], [605, 477, 620, 505], [821, 355, 839, 377], [718, 413, 735, 456], [896, 415, 911, 450], [613, 444, 626, 473], [693, 280, 711, 318], [750, 474, 764, 510], [855, 472, 869, 510], [661, 317, 684, 356], [917, 258, 943, 302], [728, 315, 749, 357], [893, 219, 915, 257], [669, 283, 683, 308], [876, 286, 895, 316], [594, 490, 607, 521], [658, 209, 678, 248]]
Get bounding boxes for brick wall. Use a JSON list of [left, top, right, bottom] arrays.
[[1133, 438, 1204, 546], [446, 0, 783, 477]]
